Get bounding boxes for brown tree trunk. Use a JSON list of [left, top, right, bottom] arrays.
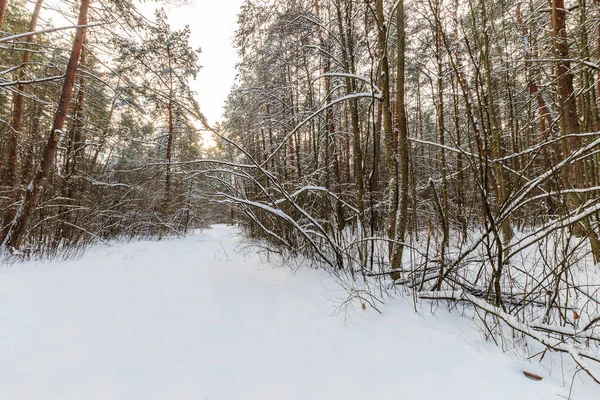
[[323, 60, 337, 227], [597, 0, 600, 117], [516, 3, 556, 213], [66, 41, 87, 176], [335, 0, 366, 267], [374, 0, 399, 275], [431, 0, 449, 289], [370, 101, 382, 198], [480, 0, 512, 246], [3, 0, 89, 252], [392, 0, 410, 273], [0, 0, 44, 243], [164, 45, 175, 215], [59, 40, 87, 244], [0, 0, 8, 30], [552, 0, 600, 263]]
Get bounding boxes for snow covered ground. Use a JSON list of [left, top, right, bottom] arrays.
[[0, 224, 597, 399]]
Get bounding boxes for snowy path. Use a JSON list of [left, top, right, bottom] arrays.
[[0, 225, 596, 399]]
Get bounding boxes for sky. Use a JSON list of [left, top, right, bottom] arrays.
[[143, 0, 244, 127], [36, 0, 242, 142]]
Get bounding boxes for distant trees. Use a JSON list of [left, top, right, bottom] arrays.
[[0, 0, 209, 257], [118, 9, 201, 216]]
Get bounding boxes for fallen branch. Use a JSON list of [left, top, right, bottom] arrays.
[[419, 290, 600, 384]]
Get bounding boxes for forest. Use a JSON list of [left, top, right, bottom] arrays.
[[2, 0, 600, 389]]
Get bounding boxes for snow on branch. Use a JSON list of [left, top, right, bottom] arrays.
[[419, 290, 600, 384]]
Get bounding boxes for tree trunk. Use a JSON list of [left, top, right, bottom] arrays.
[[335, 0, 366, 268], [374, 0, 399, 275], [3, 0, 90, 252], [164, 45, 175, 216], [66, 40, 87, 176], [59, 39, 87, 244], [0, 0, 8, 30], [552, 0, 600, 263], [392, 0, 410, 273], [0, 0, 44, 244]]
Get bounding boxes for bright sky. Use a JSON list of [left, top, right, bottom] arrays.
[[145, 0, 243, 127], [38, 0, 241, 144]]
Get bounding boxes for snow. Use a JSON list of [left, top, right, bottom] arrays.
[[0, 224, 597, 399]]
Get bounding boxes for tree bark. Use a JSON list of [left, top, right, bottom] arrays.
[[0, 0, 44, 243], [0, 0, 8, 30], [3, 0, 90, 252], [374, 0, 399, 275], [551, 0, 600, 263], [392, 0, 410, 273], [164, 45, 175, 215], [335, 0, 366, 267]]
